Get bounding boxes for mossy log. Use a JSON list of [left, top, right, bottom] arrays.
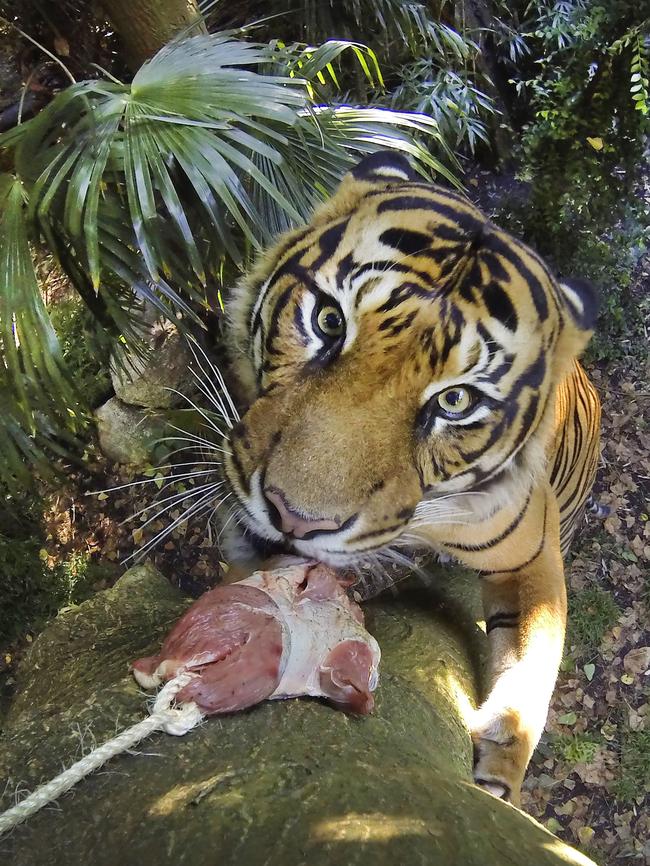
[[0, 565, 595, 866]]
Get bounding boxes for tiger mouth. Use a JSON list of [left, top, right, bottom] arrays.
[[226, 476, 408, 566], [236, 497, 406, 564]]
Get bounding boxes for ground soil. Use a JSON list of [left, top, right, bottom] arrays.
[[521, 347, 650, 864]]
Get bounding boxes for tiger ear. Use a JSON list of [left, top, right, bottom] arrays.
[[559, 278, 598, 331], [350, 151, 419, 184], [556, 277, 599, 363], [310, 151, 418, 224]]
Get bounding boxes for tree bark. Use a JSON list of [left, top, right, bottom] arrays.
[[104, 0, 206, 69], [0, 564, 596, 866], [457, 0, 517, 166]]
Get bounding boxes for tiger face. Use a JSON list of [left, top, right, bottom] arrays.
[[223, 152, 596, 566]]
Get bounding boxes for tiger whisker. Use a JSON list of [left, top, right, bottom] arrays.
[[186, 340, 235, 424], [147, 459, 225, 471], [413, 501, 469, 509], [407, 517, 473, 525], [202, 491, 234, 541], [408, 513, 473, 526], [411, 505, 473, 516], [421, 490, 490, 503], [121, 481, 225, 528], [205, 498, 239, 544], [162, 396, 229, 440], [87, 465, 223, 496], [123, 487, 228, 564], [149, 470, 223, 500], [217, 498, 243, 543], [352, 552, 401, 600], [224, 509, 247, 539], [186, 337, 241, 424], [399, 527, 471, 550], [412, 512, 467, 520], [162, 443, 229, 463], [161, 427, 231, 454], [365, 553, 397, 595], [402, 521, 472, 536], [188, 369, 233, 428], [381, 546, 431, 582]]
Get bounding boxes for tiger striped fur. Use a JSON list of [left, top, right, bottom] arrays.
[[221, 152, 602, 805]]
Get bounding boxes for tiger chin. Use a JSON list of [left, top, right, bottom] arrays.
[[218, 151, 601, 807]]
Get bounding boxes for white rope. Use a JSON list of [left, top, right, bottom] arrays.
[[0, 673, 204, 837]]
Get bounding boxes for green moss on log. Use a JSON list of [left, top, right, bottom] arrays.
[[0, 564, 595, 866]]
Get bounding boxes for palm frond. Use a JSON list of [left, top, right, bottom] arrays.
[[0, 174, 82, 489], [273, 39, 385, 91], [391, 62, 496, 154], [0, 31, 460, 488], [248, 104, 460, 236]]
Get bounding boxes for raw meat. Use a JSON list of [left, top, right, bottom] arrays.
[[132, 561, 380, 715]]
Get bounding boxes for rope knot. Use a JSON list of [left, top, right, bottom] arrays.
[[150, 672, 204, 736]]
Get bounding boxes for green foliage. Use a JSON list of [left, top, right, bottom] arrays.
[[276, 38, 385, 93], [486, 3, 650, 359], [0, 176, 83, 491], [496, 187, 648, 362], [553, 732, 600, 764], [0, 1, 647, 490], [578, 222, 649, 363], [391, 63, 495, 153], [501, 1, 650, 119], [0, 536, 55, 644], [380, 8, 499, 157], [254, 0, 497, 157], [613, 728, 650, 802], [0, 30, 456, 489], [4, 35, 449, 296], [499, 1, 649, 239], [266, 0, 466, 61], [48, 296, 111, 408], [0, 539, 109, 644], [567, 587, 621, 652], [0, 488, 113, 644], [610, 23, 650, 116]]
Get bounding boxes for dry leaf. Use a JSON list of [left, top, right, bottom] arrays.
[[623, 646, 650, 676], [53, 35, 70, 56], [577, 826, 595, 846]]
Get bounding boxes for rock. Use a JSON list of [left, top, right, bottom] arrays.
[[0, 565, 597, 866], [95, 397, 168, 465], [110, 321, 193, 409]]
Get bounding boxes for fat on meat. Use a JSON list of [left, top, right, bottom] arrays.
[[132, 561, 380, 715]]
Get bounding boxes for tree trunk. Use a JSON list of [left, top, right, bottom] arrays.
[[457, 0, 517, 167], [0, 564, 596, 866], [104, 0, 206, 69]]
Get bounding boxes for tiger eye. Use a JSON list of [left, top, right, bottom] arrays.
[[316, 305, 345, 338], [437, 387, 472, 415]]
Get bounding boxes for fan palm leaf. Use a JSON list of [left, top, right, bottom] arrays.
[[0, 31, 459, 489], [0, 174, 82, 488]]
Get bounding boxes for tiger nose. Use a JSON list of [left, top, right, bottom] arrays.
[[264, 487, 341, 539]]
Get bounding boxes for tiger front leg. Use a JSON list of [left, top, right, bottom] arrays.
[[471, 545, 567, 806]]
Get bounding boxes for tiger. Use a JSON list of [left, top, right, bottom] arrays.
[[219, 151, 602, 805]]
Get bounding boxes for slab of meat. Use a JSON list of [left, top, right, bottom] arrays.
[[132, 562, 380, 715]]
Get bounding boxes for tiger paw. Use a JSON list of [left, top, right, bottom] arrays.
[[471, 707, 533, 807]]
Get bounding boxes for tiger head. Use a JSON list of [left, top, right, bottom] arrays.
[[223, 152, 596, 566]]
